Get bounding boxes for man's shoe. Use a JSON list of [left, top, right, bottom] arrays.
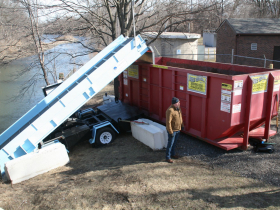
[[166, 159, 173, 163], [171, 155, 179, 159]]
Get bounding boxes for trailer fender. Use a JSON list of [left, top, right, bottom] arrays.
[[89, 121, 119, 144]]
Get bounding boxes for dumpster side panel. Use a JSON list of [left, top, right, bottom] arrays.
[[141, 81, 149, 110], [231, 76, 247, 126], [150, 67, 159, 86], [161, 68, 174, 122], [251, 93, 267, 120], [189, 96, 202, 134], [119, 58, 280, 150], [122, 63, 234, 140], [206, 77, 232, 140], [174, 70, 188, 127], [131, 80, 139, 107], [150, 85, 160, 118], [140, 66, 150, 110], [119, 69, 129, 104], [162, 69, 173, 89], [271, 73, 280, 117], [162, 88, 173, 120]]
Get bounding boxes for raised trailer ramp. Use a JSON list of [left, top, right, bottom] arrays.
[[0, 35, 148, 176]]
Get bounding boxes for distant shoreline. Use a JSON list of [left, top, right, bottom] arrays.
[[0, 35, 78, 64]]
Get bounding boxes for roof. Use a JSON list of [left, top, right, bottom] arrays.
[[141, 32, 201, 39], [217, 18, 280, 34]]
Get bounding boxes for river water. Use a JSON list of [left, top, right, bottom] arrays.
[[0, 36, 91, 133]]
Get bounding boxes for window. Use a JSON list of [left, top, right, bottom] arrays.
[[251, 43, 257, 50]]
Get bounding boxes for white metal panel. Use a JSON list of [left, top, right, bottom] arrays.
[[0, 35, 148, 176]]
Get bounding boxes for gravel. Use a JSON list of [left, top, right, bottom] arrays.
[[176, 131, 280, 186]]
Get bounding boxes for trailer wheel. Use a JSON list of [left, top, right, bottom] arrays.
[[95, 127, 116, 146]]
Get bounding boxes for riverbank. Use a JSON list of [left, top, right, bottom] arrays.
[[0, 35, 78, 64]]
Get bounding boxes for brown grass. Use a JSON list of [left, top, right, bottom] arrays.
[[1, 134, 280, 209], [1, 84, 280, 209]]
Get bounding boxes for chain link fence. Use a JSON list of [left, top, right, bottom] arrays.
[[161, 48, 280, 69]]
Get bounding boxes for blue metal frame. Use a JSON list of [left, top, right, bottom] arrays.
[[0, 35, 148, 176], [89, 121, 119, 144]]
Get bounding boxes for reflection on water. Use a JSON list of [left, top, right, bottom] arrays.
[[0, 36, 91, 133]]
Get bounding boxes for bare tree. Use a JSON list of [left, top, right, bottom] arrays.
[[0, 0, 30, 63], [18, 0, 50, 85], [0, 0, 83, 99], [249, 0, 280, 18], [52, 0, 217, 46], [45, 0, 216, 97], [0, 0, 220, 99]]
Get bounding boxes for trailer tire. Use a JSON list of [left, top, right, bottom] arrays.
[[95, 127, 116, 146]]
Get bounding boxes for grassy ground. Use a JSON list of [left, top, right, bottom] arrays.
[[1, 133, 280, 210]]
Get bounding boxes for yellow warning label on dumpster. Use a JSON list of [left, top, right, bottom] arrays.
[[127, 65, 139, 79], [274, 79, 280, 92], [187, 73, 207, 95], [250, 74, 268, 94], [274, 79, 280, 85], [221, 83, 232, 90], [152, 64, 168, 69]]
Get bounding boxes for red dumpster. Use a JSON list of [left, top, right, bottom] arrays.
[[118, 57, 280, 150]]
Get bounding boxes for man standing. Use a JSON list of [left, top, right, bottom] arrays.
[[166, 97, 184, 163]]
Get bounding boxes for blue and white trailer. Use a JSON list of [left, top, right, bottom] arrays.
[[0, 35, 149, 176], [40, 100, 144, 150]]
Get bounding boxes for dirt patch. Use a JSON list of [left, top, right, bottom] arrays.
[[177, 130, 280, 187], [1, 133, 280, 209]]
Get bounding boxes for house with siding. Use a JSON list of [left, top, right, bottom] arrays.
[[216, 19, 280, 68], [141, 32, 201, 60]]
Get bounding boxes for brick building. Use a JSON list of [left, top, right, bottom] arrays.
[[216, 19, 280, 68], [141, 32, 201, 60]]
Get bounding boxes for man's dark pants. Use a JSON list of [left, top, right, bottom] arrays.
[[166, 130, 180, 160]]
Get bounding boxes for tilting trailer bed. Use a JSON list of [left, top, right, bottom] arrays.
[[41, 101, 144, 150], [0, 35, 149, 177]]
